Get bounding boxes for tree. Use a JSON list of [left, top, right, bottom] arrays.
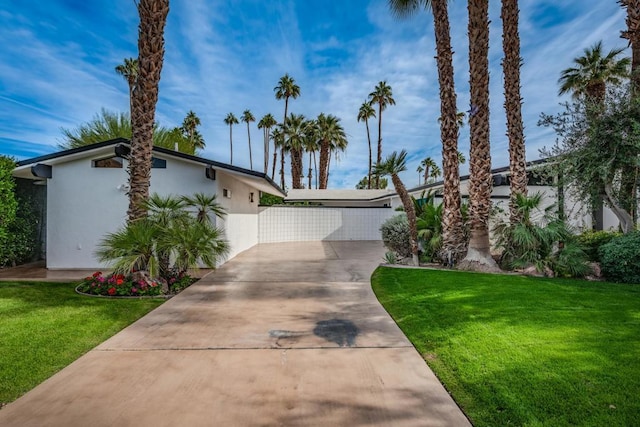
[[303, 120, 320, 189], [368, 81, 396, 188], [316, 113, 347, 189], [416, 165, 424, 185], [420, 157, 437, 184], [224, 113, 239, 165], [502, 0, 528, 224], [429, 164, 441, 182], [540, 86, 640, 233], [115, 57, 138, 116], [284, 113, 308, 189], [241, 109, 256, 170], [389, 0, 465, 265], [0, 156, 18, 265], [274, 74, 301, 189], [127, 0, 170, 222], [181, 192, 227, 224], [356, 175, 388, 189], [559, 41, 630, 104], [258, 113, 277, 175], [375, 150, 419, 266], [459, 0, 499, 272], [270, 126, 284, 185], [357, 101, 376, 189], [180, 110, 205, 153]]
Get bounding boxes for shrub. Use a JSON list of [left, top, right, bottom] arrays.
[[576, 230, 621, 262], [380, 214, 411, 258], [599, 232, 640, 284]]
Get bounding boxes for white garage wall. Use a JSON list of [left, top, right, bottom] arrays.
[[258, 207, 395, 243]]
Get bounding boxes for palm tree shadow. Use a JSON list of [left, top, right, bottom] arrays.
[[313, 318, 359, 347]]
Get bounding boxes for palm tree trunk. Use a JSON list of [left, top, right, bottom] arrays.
[[247, 123, 253, 170], [127, 0, 169, 223], [376, 105, 382, 189], [263, 128, 269, 174], [281, 99, 288, 189], [366, 119, 372, 189], [432, 0, 466, 265], [313, 151, 318, 189], [502, 0, 528, 225], [272, 151, 277, 181], [308, 151, 312, 189], [229, 125, 233, 165], [391, 174, 419, 266], [318, 140, 329, 189], [460, 0, 499, 272]]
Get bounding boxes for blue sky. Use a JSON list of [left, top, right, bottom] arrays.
[[0, 0, 629, 189]]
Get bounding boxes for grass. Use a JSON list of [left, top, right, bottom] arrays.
[[371, 267, 640, 427], [0, 281, 163, 405]]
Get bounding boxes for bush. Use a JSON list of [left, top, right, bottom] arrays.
[[380, 214, 411, 258], [576, 230, 621, 262], [599, 232, 640, 283]]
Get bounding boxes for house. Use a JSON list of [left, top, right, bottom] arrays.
[[12, 138, 285, 269]]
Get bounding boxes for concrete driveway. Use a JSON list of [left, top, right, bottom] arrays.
[[0, 241, 470, 426]]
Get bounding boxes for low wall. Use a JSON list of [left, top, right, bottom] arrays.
[[258, 206, 395, 243]]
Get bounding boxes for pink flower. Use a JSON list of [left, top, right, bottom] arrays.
[[107, 287, 116, 296]]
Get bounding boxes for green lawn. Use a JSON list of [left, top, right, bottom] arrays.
[[0, 281, 163, 405], [371, 267, 640, 427]]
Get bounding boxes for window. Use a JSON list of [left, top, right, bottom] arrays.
[[93, 156, 123, 168], [151, 157, 167, 169]]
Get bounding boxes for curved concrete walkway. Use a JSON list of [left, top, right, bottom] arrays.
[[0, 241, 470, 426]]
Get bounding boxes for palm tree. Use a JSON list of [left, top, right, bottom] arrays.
[[224, 113, 239, 165], [459, 0, 499, 271], [558, 41, 630, 104], [115, 57, 138, 117], [457, 151, 466, 164], [241, 110, 256, 170], [274, 74, 301, 188], [316, 113, 347, 189], [258, 113, 277, 175], [368, 81, 396, 188], [416, 165, 424, 185], [127, 0, 169, 222], [375, 150, 419, 266], [303, 120, 320, 189], [420, 157, 437, 184], [429, 164, 441, 182], [389, 0, 465, 265], [181, 192, 226, 224], [181, 110, 205, 152], [284, 113, 308, 189], [502, 0, 528, 225], [357, 101, 376, 189], [270, 127, 284, 184]]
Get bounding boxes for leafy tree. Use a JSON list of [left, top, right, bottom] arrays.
[[355, 175, 388, 189], [540, 86, 640, 233], [274, 74, 301, 188], [224, 113, 239, 165], [502, 0, 528, 224], [0, 156, 18, 264], [389, 0, 465, 264], [241, 109, 256, 170], [368, 81, 396, 189], [375, 150, 419, 266], [127, 0, 169, 222], [258, 113, 277, 175], [357, 101, 376, 188]]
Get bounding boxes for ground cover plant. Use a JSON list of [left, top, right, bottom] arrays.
[[0, 281, 162, 405], [371, 267, 640, 426]]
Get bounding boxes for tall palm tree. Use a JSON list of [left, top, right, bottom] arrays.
[[115, 57, 138, 117], [502, 0, 528, 225], [258, 113, 277, 175], [429, 164, 441, 182], [284, 113, 308, 189], [127, 0, 169, 222], [460, 0, 499, 271], [271, 125, 284, 182], [304, 119, 320, 189], [417, 165, 424, 185], [375, 150, 419, 266], [316, 113, 347, 189], [224, 113, 239, 165], [368, 81, 396, 188], [357, 101, 376, 189], [181, 110, 205, 152], [241, 110, 256, 170], [558, 41, 630, 104], [420, 157, 437, 184], [274, 74, 301, 189], [389, 0, 465, 265]]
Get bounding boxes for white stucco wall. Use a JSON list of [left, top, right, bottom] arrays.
[[258, 206, 395, 243], [46, 154, 217, 269]]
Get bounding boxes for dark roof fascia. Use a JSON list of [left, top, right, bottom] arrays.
[[15, 138, 129, 167]]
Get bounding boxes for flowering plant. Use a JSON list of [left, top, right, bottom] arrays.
[[77, 272, 162, 297]]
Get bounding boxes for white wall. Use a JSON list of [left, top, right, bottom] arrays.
[[258, 207, 395, 243], [46, 154, 216, 269]]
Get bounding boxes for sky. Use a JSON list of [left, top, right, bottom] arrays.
[[0, 0, 630, 189]]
